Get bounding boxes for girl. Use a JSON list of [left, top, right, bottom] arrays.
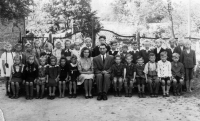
[[52, 40, 62, 64], [59, 57, 68, 98], [71, 42, 81, 61], [68, 55, 79, 98], [23, 55, 38, 100], [14, 43, 23, 61], [9, 55, 24, 99], [78, 47, 94, 99], [1, 43, 15, 97], [43, 43, 52, 64], [47, 56, 60, 99], [33, 39, 43, 65], [36, 57, 48, 99], [61, 39, 72, 61]]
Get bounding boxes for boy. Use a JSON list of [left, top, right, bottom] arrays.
[[124, 54, 135, 97], [153, 39, 165, 62], [181, 40, 196, 92], [134, 56, 146, 98], [157, 51, 172, 97], [109, 41, 119, 56], [166, 38, 176, 62], [120, 45, 129, 64], [140, 40, 152, 64], [130, 41, 140, 64], [144, 53, 160, 97], [111, 55, 124, 97], [174, 38, 185, 61], [171, 53, 184, 96]]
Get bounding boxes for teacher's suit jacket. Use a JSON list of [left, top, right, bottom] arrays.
[[93, 54, 114, 74]]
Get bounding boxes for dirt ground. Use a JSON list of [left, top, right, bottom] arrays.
[[0, 83, 200, 121]]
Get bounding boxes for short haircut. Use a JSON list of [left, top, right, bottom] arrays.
[[125, 53, 132, 59], [14, 55, 21, 61], [50, 56, 57, 62], [114, 55, 121, 59], [28, 55, 34, 59], [132, 41, 138, 45], [85, 37, 92, 42], [60, 56, 66, 64], [99, 43, 107, 48], [136, 55, 143, 60], [99, 35, 106, 40], [65, 39, 71, 44], [172, 53, 180, 58], [122, 45, 128, 49], [80, 47, 91, 58], [149, 53, 155, 58], [160, 51, 167, 57], [110, 41, 118, 45], [71, 54, 77, 60], [39, 56, 46, 62]]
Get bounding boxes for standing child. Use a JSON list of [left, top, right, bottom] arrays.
[[140, 40, 152, 64], [171, 53, 184, 96], [52, 40, 62, 64], [130, 41, 140, 64], [23, 55, 38, 100], [153, 39, 165, 62], [134, 56, 146, 98], [46, 56, 60, 99], [59, 57, 68, 98], [144, 53, 160, 97], [9, 55, 24, 99], [109, 41, 119, 56], [36, 57, 48, 99], [124, 54, 135, 97], [181, 40, 196, 92], [120, 45, 129, 64], [68, 55, 79, 98], [157, 51, 172, 97], [111, 55, 124, 97], [71, 42, 81, 61]]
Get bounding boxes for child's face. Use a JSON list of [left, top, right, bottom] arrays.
[[56, 42, 62, 49], [15, 58, 20, 65], [65, 41, 71, 48], [71, 58, 77, 64], [115, 57, 121, 64], [122, 47, 128, 52], [40, 59, 46, 66], [60, 59, 66, 66], [155, 41, 162, 48], [85, 41, 91, 48], [137, 58, 144, 65], [132, 44, 138, 50], [29, 57, 34, 64], [185, 42, 191, 49], [99, 38, 106, 44], [149, 56, 155, 62], [83, 49, 90, 58], [51, 59, 56, 65], [111, 43, 117, 50], [75, 44, 80, 50], [35, 41, 40, 48], [126, 57, 132, 64], [161, 55, 167, 62], [170, 41, 175, 48], [172, 56, 179, 62]]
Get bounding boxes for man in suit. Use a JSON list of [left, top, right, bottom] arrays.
[[174, 38, 185, 61], [93, 43, 114, 100], [92, 35, 110, 57], [166, 38, 176, 62], [140, 40, 153, 64], [153, 39, 165, 62], [130, 41, 140, 64]]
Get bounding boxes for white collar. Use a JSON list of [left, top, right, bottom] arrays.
[[101, 54, 106, 58], [65, 49, 71, 52], [133, 49, 139, 52], [70, 63, 77, 67]]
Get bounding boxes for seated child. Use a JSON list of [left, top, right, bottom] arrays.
[[124, 54, 135, 97], [68, 55, 79, 98], [36, 57, 48, 99], [23, 55, 38, 100], [111, 55, 124, 97], [171, 53, 184, 96], [134, 56, 146, 98], [144, 53, 160, 97], [120, 45, 129, 64], [47, 56, 60, 99], [9, 55, 24, 99], [59, 57, 69, 98], [157, 51, 172, 97]]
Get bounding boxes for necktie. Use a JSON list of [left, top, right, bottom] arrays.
[[103, 55, 105, 64]]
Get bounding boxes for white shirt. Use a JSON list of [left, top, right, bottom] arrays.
[[101, 54, 106, 61], [157, 60, 172, 77], [180, 46, 184, 51], [132, 49, 139, 53], [157, 47, 161, 53], [143, 62, 157, 74]]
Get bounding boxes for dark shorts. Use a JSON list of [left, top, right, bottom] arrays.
[[125, 76, 134, 83], [136, 77, 145, 85], [160, 77, 171, 85], [172, 76, 183, 83], [185, 68, 193, 81], [11, 78, 22, 83], [26, 78, 35, 83]]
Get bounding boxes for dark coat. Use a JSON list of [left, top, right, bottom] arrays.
[[153, 48, 165, 62], [129, 50, 140, 64], [140, 49, 153, 64], [166, 48, 175, 62], [181, 49, 196, 68], [92, 45, 110, 57]]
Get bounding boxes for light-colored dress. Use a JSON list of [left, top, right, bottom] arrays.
[[71, 49, 81, 61], [77, 58, 94, 85], [1, 52, 15, 77], [52, 48, 62, 64]]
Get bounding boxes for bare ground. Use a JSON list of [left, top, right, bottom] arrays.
[[0, 82, 200, 121]]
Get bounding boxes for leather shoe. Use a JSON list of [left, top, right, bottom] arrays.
[[97, 93, 102, 101], [102, 93, 107, 100]]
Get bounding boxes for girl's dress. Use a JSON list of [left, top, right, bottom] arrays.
[[59, 64, 68, 81], [78, 58, 94, 85], [69, 63, 79, 82], [1, 52, 15, 77], [37, 65, 48, 85], [47, 65, 60, 86], [52, 48, 62, 64], [11, 64, 24, 83], [23, 63, 38, 82]]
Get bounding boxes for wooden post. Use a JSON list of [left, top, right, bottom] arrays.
[[136, 32, 140, 50]]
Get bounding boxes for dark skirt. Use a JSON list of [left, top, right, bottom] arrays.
[[11, 78, 22, 83], [48, 78, 57, 87], [26, 78, 35, 82]]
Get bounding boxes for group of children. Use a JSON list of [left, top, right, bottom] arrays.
[[1, 36, 196, 100]]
